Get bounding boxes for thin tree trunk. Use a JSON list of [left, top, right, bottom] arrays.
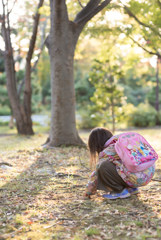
[[111, 96, 115, 133], [22, 0, 44, 135], [4, 43, 30, 134], [156, 57, 159, 124], [9, 115, 14, 129], [1, 0, 44, 135], [23, 61, 34, 134]]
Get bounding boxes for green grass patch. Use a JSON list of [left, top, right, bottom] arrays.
[[85, 227, 100, 236], [135, 221, 143, 227]]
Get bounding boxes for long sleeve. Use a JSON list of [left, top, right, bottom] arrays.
[[85, 170, 98, 195], [85, 144, 119, 195]]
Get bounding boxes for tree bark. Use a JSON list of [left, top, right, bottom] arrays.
[[46, 1, 83, 146], [23, 0, 44, 135], [9, 115, 14, 129], [156, 57, 160, 124], [111, 97, 115, 134], [4, 50, 34, 134], [45, 0, 112, 147], [1, 0, 44, 135], [2, 19, 32, 134]]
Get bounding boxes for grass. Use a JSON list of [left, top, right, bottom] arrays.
[[0, 125, 49, 151], [85, 228, 100, 236], [0, 126, 161, 240]]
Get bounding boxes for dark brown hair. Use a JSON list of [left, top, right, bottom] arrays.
[[88, 127, 113, 169]]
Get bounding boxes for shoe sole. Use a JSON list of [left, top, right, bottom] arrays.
[[103, 193, 130, 199], [130, 190, 139, 195], [120, 193, 131, 198]]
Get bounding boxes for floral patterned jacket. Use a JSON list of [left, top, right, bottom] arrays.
[[86, 135, 155, 195]]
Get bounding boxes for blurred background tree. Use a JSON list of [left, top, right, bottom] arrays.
[[0, 0, 161, 134]]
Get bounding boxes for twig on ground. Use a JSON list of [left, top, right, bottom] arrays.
[[79, 157, 90, 172], [0, 162, 13, 166], [44, 221, 60, 229], [151, 178, 161, 182], [54, 172, 84, 178]]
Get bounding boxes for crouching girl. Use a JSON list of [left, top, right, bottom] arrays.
[[85, 127, 157, 199]]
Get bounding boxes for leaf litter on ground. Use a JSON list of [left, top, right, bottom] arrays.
[[0, 129, 161, 240]]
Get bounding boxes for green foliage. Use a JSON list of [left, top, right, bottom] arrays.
[[0, 52, 5, 72], [75, 67, 94, 108], [0, 73, 11, 115], [39, 5, 50, 16], [76, 109, 104, 129], [0, 106, 11, 116], [88, 59, 125, 131], [31, 73, 43, 114], [147, 84, 161, 109], [37, 50, 51, 107], [0, 120, 9, 126], [127, 103, 157, 127], [0, 72, 6, 84], [123, 0, 161, 51], [16, 70, 25, 83]]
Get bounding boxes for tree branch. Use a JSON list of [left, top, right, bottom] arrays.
[[31, 40, 45, 72], [123, 5, 149, 28], [1, 0, 12, 51], [1, 0, 7, 47], [17, 76, 25, 97], [157, 0, 161, 9], [26, 0, 44, 62], [78, 0, 84, 8], [123, 4, 161, 38], [44, 35, 50, 49], [129, 36, 161, 58], [8, 0, 17, 15], [14, 54, 21, 64], [74, 0, 112, 25], [74, 0, 101, 23], [31, 16, 49, 72], [2, 0, 17, 93], [18, 16, 49, 95]]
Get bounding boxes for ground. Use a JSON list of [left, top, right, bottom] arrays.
[[0, 126, 161, 240]]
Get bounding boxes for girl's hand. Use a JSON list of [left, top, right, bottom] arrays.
[[85, 193, 91, 199]]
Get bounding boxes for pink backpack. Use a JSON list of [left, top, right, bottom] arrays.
[[108, 132, 158, 173]]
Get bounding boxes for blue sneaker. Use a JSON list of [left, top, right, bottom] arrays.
[[103, 189, 130, 199], [128, 188, 139, 195]]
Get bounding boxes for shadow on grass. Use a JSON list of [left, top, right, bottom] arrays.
[[0, 151, 56, 236], [0, 148, 161, 240]]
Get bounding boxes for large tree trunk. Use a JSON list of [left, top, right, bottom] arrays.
[[45, 0, 112, 147], [48, 48, 84, 145], [46, 0, 84, 146], [48, 46, 84, 146]]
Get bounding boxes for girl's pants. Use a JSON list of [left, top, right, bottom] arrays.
[[97, 161, 130, 193]]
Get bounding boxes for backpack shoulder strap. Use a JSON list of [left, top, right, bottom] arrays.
[[104, 134, 120, 148]]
